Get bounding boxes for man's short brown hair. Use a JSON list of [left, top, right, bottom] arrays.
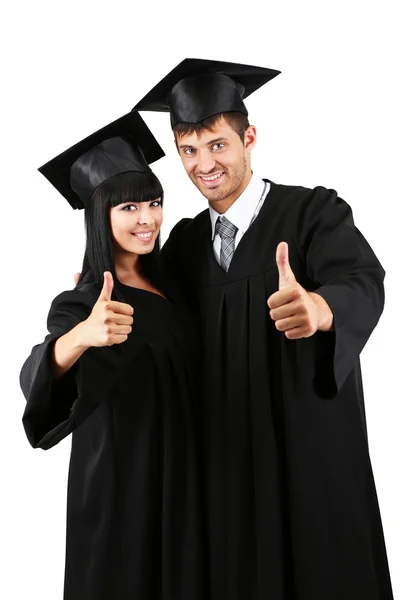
[[173, 112, 250, 144]]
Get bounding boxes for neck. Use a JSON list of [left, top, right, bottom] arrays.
[[209, 169, 252, 214], [114, 250, 141, 281]]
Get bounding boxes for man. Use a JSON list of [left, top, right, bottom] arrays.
[[135, 59, 393, 600]]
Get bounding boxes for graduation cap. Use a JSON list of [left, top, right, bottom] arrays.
[[134, 58, 281, 127], [39, 111, 165, 209]]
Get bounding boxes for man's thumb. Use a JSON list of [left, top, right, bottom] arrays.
[[276, 242, 296, 289]]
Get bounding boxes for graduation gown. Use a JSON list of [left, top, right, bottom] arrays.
[[20, 282, 204, 600], [161, 180, 393, 600]]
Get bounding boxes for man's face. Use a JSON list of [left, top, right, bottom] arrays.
[[175, 116, 256, 207]]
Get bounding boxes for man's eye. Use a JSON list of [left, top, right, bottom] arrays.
[[212, 143, 224, 150], [184, 148, 194, 155]]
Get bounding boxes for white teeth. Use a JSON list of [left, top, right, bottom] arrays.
[[135, 232, 152, 239], [202, 173, 222, 181]]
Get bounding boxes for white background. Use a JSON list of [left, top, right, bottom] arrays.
[[1, 1, 399, 598]]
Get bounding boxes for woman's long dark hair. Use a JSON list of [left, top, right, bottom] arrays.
[[78, 170, 164, 300]]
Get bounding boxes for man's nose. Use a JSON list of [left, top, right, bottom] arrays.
[[197, 150, 216, 174]]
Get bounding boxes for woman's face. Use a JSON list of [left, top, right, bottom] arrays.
[[110, 198, 163, 256]]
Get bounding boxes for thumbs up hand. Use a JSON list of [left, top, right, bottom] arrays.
[[276, 240, 297, 290], [267, 242, 333, 339], [79, 272, 134, 348]]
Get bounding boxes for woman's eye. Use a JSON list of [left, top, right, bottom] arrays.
[[123, 204, 137, 211], [151, 201, 161, 207]]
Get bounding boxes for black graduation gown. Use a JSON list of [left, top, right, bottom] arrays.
[[20, 282, 203, 600], [161, 180, 393, 600]]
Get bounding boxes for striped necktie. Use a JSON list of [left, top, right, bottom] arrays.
[[215, 216, 238, 271]]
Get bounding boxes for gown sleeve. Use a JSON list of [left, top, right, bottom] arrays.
[[296, 186, 385, 400], [20, 289, 123, 450]]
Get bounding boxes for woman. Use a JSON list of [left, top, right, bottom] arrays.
[[20, 112, 203, 600]]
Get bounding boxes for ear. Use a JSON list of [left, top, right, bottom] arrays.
[[244, 125, 257, 152]]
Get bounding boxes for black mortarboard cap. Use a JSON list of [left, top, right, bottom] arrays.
[[39, 111, 165, 209], [134, 58, 281, 127]]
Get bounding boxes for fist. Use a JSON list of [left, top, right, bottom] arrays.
[[80, 272, 134, 348], [267, 242, 330, 339]]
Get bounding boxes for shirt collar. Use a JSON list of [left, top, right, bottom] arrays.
[[209, 174, 265, 240]]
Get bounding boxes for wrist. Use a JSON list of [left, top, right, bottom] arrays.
[[309, 292, 334, 332], [72, 321, 91, 351]]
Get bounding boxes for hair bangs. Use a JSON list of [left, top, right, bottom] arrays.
[[97, 170, 164, 208]]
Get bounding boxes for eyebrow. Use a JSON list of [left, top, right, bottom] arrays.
[[118, 197, 161, 206], [178, 137, 228, 150]]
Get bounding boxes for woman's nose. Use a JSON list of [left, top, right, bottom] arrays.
[[138, 207, 154, 224]]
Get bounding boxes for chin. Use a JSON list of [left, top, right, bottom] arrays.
[[205, 188, 230, 203], [133, 244, 156, 255]]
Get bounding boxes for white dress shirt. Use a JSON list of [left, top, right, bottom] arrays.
[[209, 175, 270, 266]]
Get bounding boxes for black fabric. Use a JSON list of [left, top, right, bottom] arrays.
[[20, 283, 204, 600], [70, 137, 150, 204], [134, 58, 280, 126], [38, 111, 164, 209], [161, 180, 393, 600], [170, 73, 247, 126]]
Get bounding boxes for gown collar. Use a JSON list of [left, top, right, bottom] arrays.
[[209, 173, 266, 240]]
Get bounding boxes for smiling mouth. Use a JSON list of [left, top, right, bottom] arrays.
[[132, 232, 154, 241], [198, 172, 224, 186]]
